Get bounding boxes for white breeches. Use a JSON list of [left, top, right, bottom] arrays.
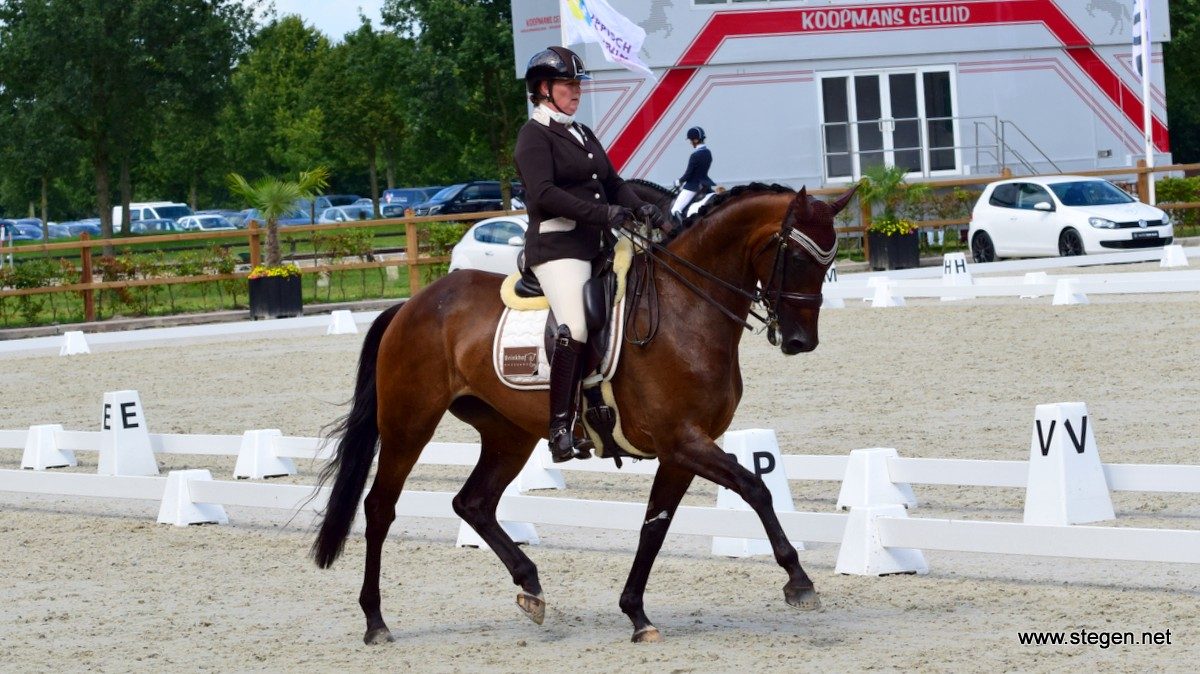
[[532, 257, 592, 342], [671, 188, 698, 217]]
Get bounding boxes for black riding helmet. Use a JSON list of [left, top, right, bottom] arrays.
[[687, 126, 706, 142], [525, 46, 590, 101]]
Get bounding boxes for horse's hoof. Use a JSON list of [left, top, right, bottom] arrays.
[[516, 591, 545, 625], [632, 626, 662, 643], [785, 587, 822, 611], [363, 627, 394, 645]]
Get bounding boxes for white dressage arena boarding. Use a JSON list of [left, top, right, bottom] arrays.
[[2, 390, 1198, 576], [823, 244, 1199, 307], [3, 246, 1195, 358]]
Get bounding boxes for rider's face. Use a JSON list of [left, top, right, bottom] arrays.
[[543, 79, 582, 116]]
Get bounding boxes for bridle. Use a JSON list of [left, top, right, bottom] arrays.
[[622, 197, 837, 346], [756, 213, 837, 344]]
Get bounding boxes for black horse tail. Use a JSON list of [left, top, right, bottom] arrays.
[[311, 303, 402, 569]]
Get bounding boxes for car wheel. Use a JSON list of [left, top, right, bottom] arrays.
[[1058, 228, 1084, 257], [971, 231, 996, 263]]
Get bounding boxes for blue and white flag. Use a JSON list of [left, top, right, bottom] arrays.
[[1131, 0, 1150, 79], [560, 0, 656, 79]]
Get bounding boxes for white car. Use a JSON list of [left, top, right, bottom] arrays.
[[448, 215, 528, 276], [318, 205, 375, 224], [968, 176, 1173, 261], [177, 214, 236, 232]]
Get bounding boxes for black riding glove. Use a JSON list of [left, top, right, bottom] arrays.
[[636, 204, 666, 231], [607, 204, 634, 229]]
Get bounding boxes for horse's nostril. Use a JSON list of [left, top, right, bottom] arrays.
[[783, 337, 817, 354]]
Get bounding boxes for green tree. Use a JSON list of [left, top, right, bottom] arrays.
[[227, 167, 330, 267], [1166, 0, 1200, 163], [0, 0, 253, 239], [222, 16, 332, 182], [0, 99, 78, 233], [316, 20, 418, 215], [382, 0, 526, 204]]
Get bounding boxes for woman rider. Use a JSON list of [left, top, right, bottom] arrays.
[[514, 46, 665, 463]]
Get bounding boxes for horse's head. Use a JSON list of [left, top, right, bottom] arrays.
[[754, 185, 856, 355]]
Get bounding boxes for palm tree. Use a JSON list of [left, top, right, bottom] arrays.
[[859, 163, 909, 222], [226, 167, 330, 267]]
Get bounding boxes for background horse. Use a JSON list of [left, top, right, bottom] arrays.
[[313, 182, 856, 644], [626, 178, 708, 235]]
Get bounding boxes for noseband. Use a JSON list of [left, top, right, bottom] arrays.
[[756, 218, 838, 345]]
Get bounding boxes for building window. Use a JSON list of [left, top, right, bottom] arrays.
[[818, 67, 960, 180]]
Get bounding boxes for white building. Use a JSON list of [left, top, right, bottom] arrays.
[[511, 0, 1172, 189]]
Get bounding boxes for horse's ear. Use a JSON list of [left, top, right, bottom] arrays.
[[830, 184, 859, 216], [792, 186, 811, 221]]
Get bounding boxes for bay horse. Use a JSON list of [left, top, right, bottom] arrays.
[[313, 182, 857, 644]]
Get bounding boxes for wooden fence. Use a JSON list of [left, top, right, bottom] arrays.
[[0, 209, 514, 322], [4, 162, 1200, 322]]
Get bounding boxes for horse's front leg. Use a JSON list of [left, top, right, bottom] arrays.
[[619, 462, 694, 643], [672, 431, 819, 610]]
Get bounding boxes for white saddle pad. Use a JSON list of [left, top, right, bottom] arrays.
[[492, 299, 626, 390]]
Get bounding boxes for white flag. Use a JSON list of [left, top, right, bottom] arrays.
[[1131, 0, 1149, 79], [560, 0, 655, 79]]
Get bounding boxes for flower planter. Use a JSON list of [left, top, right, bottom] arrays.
[[248, 274, 303, 319], [868, 231, 920, 271]]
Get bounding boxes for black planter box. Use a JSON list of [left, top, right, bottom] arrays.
[[248, 275, 303, 320], [868, 231, 920, 271]]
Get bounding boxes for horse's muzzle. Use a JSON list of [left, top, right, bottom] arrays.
[[781, 336, 817, 355]]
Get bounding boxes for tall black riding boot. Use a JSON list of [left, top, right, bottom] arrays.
[[548, 326, 590, 463]]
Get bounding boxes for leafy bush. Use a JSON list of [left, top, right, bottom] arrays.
[[1157, 176, 1200, 228], [422, 221, 468, 282]]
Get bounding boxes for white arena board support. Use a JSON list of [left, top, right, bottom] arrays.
[[869, 281, 905, 308], [457, 481, 539, 550], [157, 470, 229, 526], [98, 390, 159, 476], [1020, 271, 1050, 299], [233, 429, 296, 479], [822, 262, 844, 309], [21, 424, 76, 470], [940, 252, 974, 301], [326, 310, 359, 335], [59, 330, 90, 356], [836, 448, 918, 510], [514, 439, 565, 492], [835, 504, 928, 576], [1023, 402, 1115, 526], [1160, 244, 1188, 268], [1052, 278, 1088, 305], [712, 429, 802, 557]]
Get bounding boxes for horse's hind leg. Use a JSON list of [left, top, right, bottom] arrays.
[[619, 463, 694, 643], [449, 398, 546, 624], [670, 432, 819, 610], [359, 410, 443, 645]]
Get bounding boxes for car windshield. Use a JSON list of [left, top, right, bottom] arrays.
[[1049, 181, 1135, 207], [428, 185, 464, 203], [155, 205, 193, 220], [385, 190, 421, 204]]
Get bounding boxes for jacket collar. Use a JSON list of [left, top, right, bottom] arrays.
[[533, 107, 590, 148]]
